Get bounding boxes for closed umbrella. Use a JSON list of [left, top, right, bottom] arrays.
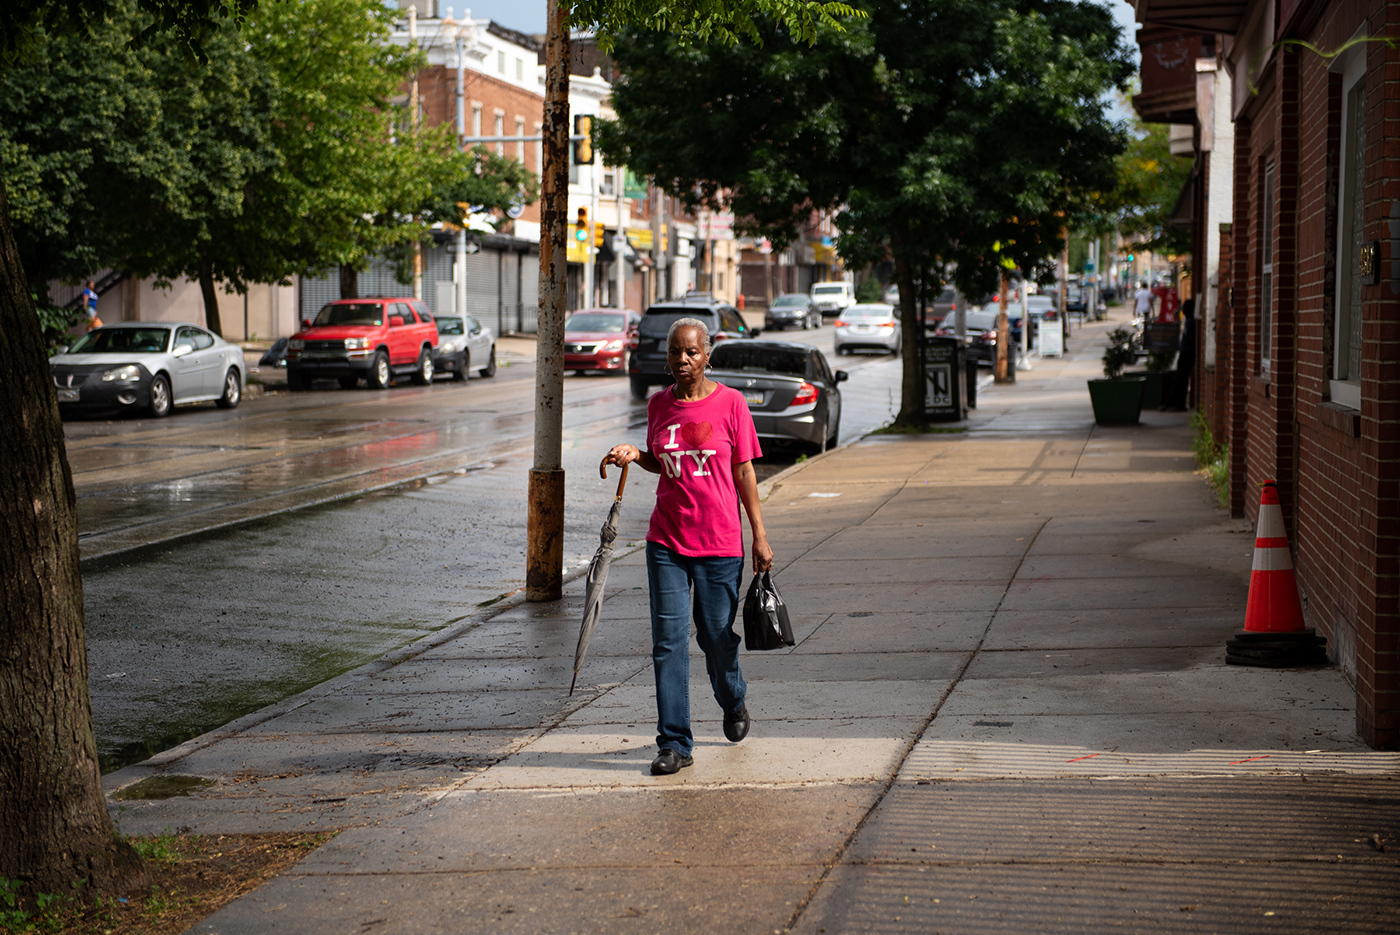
[[570, 458, 630, 695]]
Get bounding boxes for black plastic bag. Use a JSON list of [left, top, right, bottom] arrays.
[[742, 572, 795, 651]]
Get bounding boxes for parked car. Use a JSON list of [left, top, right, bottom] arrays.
[[432, 311, 498, 381], [1064, 285, 1086, 314], [564, 308, 640, 375], [810, 281, 855, 316], [935, 304, 1022, 366], [286, 297, 438, 391], [765, 293, 821, 331], [629, 297, 758, 398], [708, 341, 846, 454], [882, 283, 900, 305], [50, 322, 243, 418], [834, 303, 902, 355]]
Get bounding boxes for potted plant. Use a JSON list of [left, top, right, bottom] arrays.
[[1126, 351, 1177, 410], [1088, 327, 1144, 425]]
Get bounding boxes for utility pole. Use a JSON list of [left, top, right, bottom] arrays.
[[409, 6, 423, 300], [527, 0, 569, 602], [651, 180, 666, 300], [586, 142, 599, 307], [994, 270, 1012, 384], [615, 193, 629, 308], [450, 11, 468, 319]]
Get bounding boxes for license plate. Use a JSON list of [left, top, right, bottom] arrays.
[[742, 391, 764, 405], [57, 388, 80, 402]]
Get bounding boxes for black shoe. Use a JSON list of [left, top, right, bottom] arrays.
[[723, 705, 750, 743], [650, 749, 693, 775]]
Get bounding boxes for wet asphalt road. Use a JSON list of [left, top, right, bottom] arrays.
[[77, 323, 906, 772]]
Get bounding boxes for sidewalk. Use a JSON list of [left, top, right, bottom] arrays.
[[107, 310, 1400, 933]]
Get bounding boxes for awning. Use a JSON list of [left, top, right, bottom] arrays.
[[1170, 162, 1198, 228], [1134, 0, 1247, 35]]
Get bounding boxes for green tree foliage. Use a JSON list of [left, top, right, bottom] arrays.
[[0, 0, 537, 334], [1111, 113, 1192, 257], [599, 0, 1132, 423], [572, 0, 861, 50]]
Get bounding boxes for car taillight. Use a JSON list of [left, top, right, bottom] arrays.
[[628, 334, 639, 349], [983, 330, 998, 343], [713, 332, 730, 342], [792, 382, 819, 406], [833, 319, 847, 328]]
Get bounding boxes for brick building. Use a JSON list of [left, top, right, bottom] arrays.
[[1132, 0, 1399, 748]]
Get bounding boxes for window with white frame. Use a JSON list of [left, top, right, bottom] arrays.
[[515, 117, 526, 162], [497, 50, 505, 73], [471, 105, 481, 138], [601, 168, 616, 196], [516, 58, 523, 81], [494, 112, 505, 156], [1260, 160, 1274, 374], [1333, 51, 1367, 410]]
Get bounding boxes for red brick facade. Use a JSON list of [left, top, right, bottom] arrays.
[[1141, 0, 1400, 748]]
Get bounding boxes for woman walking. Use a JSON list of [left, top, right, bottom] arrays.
[[603, 317, 773, 775]]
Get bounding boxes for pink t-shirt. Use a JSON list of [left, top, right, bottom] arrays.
[[646, 383, 762, 557]]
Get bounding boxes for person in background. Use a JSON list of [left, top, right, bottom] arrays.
[[81, 280, 101, 331], [1163, 297, 1197, 412], [602, 317, 772, 776], [1133, 281, 1155, 320]]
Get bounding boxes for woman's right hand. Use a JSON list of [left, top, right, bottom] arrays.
[[603, 444, 640, 469]]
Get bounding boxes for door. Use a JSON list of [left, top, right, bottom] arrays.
[[169, 326, 208, 400], [388, 302, 416, 365], [188, 328, 222, 395], [464, 314, 490, 366]]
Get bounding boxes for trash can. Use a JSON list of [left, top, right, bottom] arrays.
[[922, 335, 967, 422]]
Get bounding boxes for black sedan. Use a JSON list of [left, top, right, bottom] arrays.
[[709, 341, 846, 455]]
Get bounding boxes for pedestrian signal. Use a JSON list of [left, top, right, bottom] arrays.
[[572, 115, 594, 165]]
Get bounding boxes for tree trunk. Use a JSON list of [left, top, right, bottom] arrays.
[[995, 269, 1012, 383], [0, 182, 148, 900], [339, 265, 358, 299], [891, 231, 924, 427], [197, 260, 224, 337]]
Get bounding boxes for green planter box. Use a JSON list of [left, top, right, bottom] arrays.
[[1123, 370, 1176, 410], [1088, 378, 1144, 425]]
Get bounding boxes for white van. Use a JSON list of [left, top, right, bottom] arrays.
[[810, 281, 855, 316]]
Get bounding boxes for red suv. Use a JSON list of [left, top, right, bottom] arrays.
[[286, 297, 439, 390]]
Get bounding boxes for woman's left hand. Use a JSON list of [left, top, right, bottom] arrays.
[[753, 534, 774, 574]]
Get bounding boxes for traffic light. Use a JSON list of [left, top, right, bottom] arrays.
[[572, 115, 594, 165], [594, 224, 605, 248], [575, 207, 589, 244], [1127, 253, 1135, 261]]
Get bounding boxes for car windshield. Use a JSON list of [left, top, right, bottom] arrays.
[[812, 285, 845, 295], [639, 310, 718, 336], [771, 295, 807, 308], [710, 344, 807, 376], [65, 328, 169, 354], [314, 302, 383, 326], [566, 313, 627, 332], [843, 305, 894, 320], [434, 317, 465, 335]]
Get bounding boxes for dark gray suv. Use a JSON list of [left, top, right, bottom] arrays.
[[629, 298, 758, 399]]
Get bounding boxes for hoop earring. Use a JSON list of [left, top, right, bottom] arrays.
[[663, 363, 672, 376]]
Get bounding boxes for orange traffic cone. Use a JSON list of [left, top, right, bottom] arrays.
[[1226, 480, 1327, 667]]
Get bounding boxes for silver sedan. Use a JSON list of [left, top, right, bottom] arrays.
[[834, 303, 901, 355], [50, 322, 244, 418]]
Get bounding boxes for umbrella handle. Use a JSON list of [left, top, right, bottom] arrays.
[[599, 457, 630, 500]]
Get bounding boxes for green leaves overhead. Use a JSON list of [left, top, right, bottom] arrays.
[[571, 0, 863, 51], [0, 0, 537, 328]]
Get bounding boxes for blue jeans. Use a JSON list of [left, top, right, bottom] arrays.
[[646, 542, 747, 757]]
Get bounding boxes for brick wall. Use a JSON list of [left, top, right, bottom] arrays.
[[1228, 0, 1399, 748]]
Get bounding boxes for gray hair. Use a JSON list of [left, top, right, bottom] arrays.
[[667, 317, 712, 351]]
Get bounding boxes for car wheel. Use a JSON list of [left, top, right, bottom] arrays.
[[835, 345, 845, 356], [412, 347, 434, 385], [828, 424, 839, 449], [215, 368, 242, 409], [480, 344, 497, 377], [630, 375, 649, 399], [367, 351, 391, 389], [338, 376, 358, 390], [286, 367, 311, 391], [147, 374, 172, 418], [453, 351, 469, 382]]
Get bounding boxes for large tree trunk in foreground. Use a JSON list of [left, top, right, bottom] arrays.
[[339, 264, 359, 299], [0, 180, 148, 899], [198, 259, 224, 337]]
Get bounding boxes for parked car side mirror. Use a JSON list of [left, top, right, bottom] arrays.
[[389, 316, 405, 327], [301, 318, 313, 330], [748, 327, 761, 338], [173, 342, 194, 357], [835, 370, 849, 383]]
